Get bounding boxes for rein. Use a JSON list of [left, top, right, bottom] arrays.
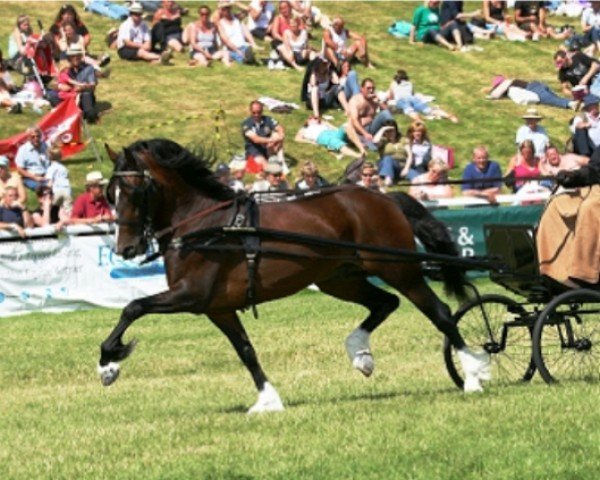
[[154, 200, 234, 240]]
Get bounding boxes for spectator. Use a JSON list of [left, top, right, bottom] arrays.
[[152, 0, 184, 53], [581, 1, 600, 55], [376, 122, 412, 186], [516, 108, 550, 157], [31, 185, 68, 228], [214, 162, 232, 186], [247, 0, 275, 41], [514, 1, 572, 40], [357, 161, 385, 193], [507, 139, 541, 192], [338, 59, 360, 101], [0, 186, 30, 237], [241, 100, 285, 171], [64, 44, 99, 123], [386, 69, 458, 122], [0, 78, 22, 114], [305, 57, 348, 117], [322, 15, 374, 69], [250, 159, 289, 193], [346, 78, 394, 153], [281, 17, 314, 70], [461, 145, 503, 203], [0, 155, 27, 205], [217, 1, 257, 64], [50, 3, 92, 57], [440, 0, 483, 50], [290, 1, 330, 29], [270, 1, 295, 68], [571, 94, 600, 156], [404, 121, 433, 180], [294, 114, 365, 159], [409, 158, 453, 201], [56, 20, 110, 74], [15, 127, 50, 191], [70, 171, 114, 225], [44, 145, 72, 214], [481, 0, 530, 41], [228, 154, 247, 192], [409, 0, 459, 51], [539, 144, 588, 188], [7, 14, 35, 72], [188, 5, 231, 67], [554, 49, 600, 98], [117, 2, 172, 64], [295, 160, 329, 190]]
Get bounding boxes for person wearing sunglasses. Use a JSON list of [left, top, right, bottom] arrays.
[[188, 5, 231, 67]]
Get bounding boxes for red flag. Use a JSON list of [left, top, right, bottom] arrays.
[[0, 96, 87, 166]]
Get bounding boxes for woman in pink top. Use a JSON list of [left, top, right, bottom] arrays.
[[508, 139, 541, 191]]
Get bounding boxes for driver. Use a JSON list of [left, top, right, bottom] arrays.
[[537, 146, 600, 288]]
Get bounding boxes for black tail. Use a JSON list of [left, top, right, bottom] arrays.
[[388, 192, 468, 301]]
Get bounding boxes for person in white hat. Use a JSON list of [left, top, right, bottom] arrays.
[[70, 171, 114, 225], [515, 107, 550, 157], [228, 154, 247, 192], [116, 2, 172, 64], [250, 158, 289, 194]]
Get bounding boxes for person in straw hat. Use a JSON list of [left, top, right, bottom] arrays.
[[65, 43, 99, 122], [70, 171, 114, 225], [515, 107, 549, 157]]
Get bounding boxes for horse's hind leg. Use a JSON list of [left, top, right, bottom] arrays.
[[208, 312, 284, 414], [316, 277, 400, 377]]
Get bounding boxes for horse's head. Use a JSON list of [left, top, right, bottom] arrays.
[[106, 144, 156, 260]]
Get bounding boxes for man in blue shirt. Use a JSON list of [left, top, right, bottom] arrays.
[[15, 126, 50, 191], [241, 100, 285, 170], [461, 145, 503, 203], [0, 186, 28, 237]]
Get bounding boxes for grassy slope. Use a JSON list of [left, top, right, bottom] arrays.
[[1, 1, 576, 196]]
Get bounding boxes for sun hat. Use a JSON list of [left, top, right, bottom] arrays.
[[583, 93, 600, 108], [66, 44, 85, 56], [229, 154, 246, 171], [491, 75, 506, 89], [522, 107, 543, 120], [129, 2, 143, 14], [214, 162, 230, 176], [218, 0, 233, 8], [0, 155, 9, 167], [264, 160, 283, 175], [86, 171, 108, 186]]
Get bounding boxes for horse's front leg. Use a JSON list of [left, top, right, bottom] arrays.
[[208, 312, 284, 414], [98, 287, 193, 386]]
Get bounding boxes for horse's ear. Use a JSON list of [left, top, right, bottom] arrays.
[[123, 147, 137, 166], [105, 144, 119, 164]]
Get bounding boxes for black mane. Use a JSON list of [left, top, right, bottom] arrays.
[[129, 138, 236, 201]]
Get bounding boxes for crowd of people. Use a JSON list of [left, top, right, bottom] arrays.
[[1, 1, 599, 288]]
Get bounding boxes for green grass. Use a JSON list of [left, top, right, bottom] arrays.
[[1, 282, 600, 479], [0, 1, 579, 197]]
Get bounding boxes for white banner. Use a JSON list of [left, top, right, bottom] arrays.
[[0, 227, 167, 317]]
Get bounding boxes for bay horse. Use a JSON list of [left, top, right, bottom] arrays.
[[98, 139, 490, 413]]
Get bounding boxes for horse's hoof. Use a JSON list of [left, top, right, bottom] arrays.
[[97, 362, 120, 386], [247, 382, 285, 414], [352, 350, 374, 377]]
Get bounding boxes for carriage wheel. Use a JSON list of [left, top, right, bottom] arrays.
[[444, 294, 536, 389], [532, 289, 600, 384]]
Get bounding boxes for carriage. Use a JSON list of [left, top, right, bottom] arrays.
[[442, 223, 600, 389]]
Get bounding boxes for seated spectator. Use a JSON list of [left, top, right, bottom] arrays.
[[481, 0, 530, 41], [554, 49, 600, 98], [0, 78, 22, 114], [507, 139, 542, 192], [0, 186, 30, 237], [581, 1, 600, 55], [15, 127, 50, 191], [7, 14, 35, 72], [31, 185, 69, 228], [571, 94, 600, 156], [250, 159, 289, 194], [295, 115, 364, 159], [44, 145, 72, 214], [356, 161, 385, 193], [247, 0, 275, 41], [228, 154, 247, 192], [50, 3, 91, 54], [404, 121, 432, 180], [338, 60, 360, 101], [214, 162, 232, 186], [0, 155, 26, 205], [539, 144, 589, 188], [281, 17, 314, 70], [70, 171, 114, 225], [516, 108, 549, 157], [270, 1, 297, 68], [440, 0, 483, 50], [63, 45, 99, 123], [322, 15, 374, 69], [514, 1, 572, 40], [117, 2, 172, 64], [376, 122, 412, 186], [152, 0, 184, 53], [241, 100, 285, 171], [484, 75, 578, 110], [346, 78, 395, 153], [56, 20, 110, 74], [305, 57, 348, 117], [290, 1, 330, 29], [386, 69, 458, 122], [217, 1, 258, 64], [409, 1, 460, 51], [409, 158, 453, 201], [295, 160, 329, 190], [461, 145, 503, 203], [188, 5, 231, 67]]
